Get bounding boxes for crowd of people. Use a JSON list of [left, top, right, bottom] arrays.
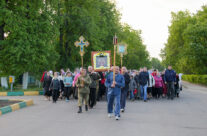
[[41, 65, 182, 120]]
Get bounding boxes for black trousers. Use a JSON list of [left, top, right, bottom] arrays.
[[64, 87, 72, 100], [147, 87, 152, 94], [155, 88, 163, 98], [167, 82, 175, 99], [89, 88, 96, 108], [52, 89, 59, 102], [152, 87, 156, 97]]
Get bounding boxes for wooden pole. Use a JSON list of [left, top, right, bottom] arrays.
[[113, 34, 117, 82], [81, 54, 84, 86], [113, 45, 116, 81], [81, 55, 83, 68], [120, 54, 123, 68]]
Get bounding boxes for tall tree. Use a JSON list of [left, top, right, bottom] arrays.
[[0, 0, 59, 78], [56, 0, 121, 69], [119, 24, 151, 69], [161, 5, 207, 74], [150, 57, 164, 71]]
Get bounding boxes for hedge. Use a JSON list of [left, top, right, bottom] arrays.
[[182, 75, 207, 85]]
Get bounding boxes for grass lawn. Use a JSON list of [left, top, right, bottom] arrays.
[[0, 88, 42, 92]]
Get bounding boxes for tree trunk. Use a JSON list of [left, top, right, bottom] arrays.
[[22, 72, 29, 89], [1, 77, 8, 89]]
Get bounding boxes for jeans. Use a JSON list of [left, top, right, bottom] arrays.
[[130, 90, 134, 99], [107, 89, 121, 117], [140, 84, 148, 101], [167, 82, 175, 99], [120, 88, 128, 109]]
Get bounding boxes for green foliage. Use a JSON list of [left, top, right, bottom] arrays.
[[182, 75, 207, 85], [56, 0, 122, 69], [0, 0, 151, 77], [0, 0, 59, 78], [161, 5, 207, 74], [150, 57, 164, 71], [119, 24, 151, 69]]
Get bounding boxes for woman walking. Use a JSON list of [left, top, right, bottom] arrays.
[[64, 72, 73, 102], [50, 72, 61, 103], [43, 72, 52, 101], [154, 73, 164, 99]]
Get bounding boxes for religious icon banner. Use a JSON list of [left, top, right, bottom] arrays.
[[117, 43, 127, 55], [91, 51, 111, 72]]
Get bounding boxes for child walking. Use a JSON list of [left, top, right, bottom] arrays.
[[64, 72, 73, 102], [129, 75, 137, 101]]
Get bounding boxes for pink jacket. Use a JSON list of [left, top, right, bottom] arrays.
[[154, 76, 164, 88], [72, 73, 80, 87]]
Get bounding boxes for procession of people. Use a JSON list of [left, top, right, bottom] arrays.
[[41, 65, 182, 120]]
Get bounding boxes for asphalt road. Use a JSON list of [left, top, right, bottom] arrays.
[[0, 81, 207, 136]]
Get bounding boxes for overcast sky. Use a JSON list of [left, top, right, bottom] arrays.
[[116, 0, 207, 59]]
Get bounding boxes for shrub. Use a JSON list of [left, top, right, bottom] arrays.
[[182, 75, 207, 85]]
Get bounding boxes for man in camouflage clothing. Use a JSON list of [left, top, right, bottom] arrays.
[[76, 68, 91, 113]]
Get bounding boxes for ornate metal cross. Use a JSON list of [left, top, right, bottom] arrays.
[[74, 36, 89, 67], [74, 36, 89, 57]]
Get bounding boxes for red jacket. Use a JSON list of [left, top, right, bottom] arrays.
[[152, 72, 157, 77], [40, 71, 47, 82]]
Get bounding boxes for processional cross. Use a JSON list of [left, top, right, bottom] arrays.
[[74, 36, 89, 68]]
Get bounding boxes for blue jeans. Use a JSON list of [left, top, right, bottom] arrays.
[[130, 90, 134, 99], [121, 88, 128, 109], [140, 84, 148, 100], [107, 89, 121, 117]]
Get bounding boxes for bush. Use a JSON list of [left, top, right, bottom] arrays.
[[182, 75, 207, 85]]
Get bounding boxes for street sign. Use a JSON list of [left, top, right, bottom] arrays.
[[9, 76, 15, 92], [9, 76, 15, 83]]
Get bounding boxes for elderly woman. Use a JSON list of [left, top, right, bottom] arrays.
[[154, 72, 164, 99], [43, 72, 52, 101]]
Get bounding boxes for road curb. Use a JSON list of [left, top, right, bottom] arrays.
[[0, 99, 34, 116], [0, 91, 44, 96]]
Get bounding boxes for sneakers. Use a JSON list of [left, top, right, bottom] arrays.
[[115, 116, 120, 120], [108, 114, 113, 118], [108, 114, 120, 120], [121, 109, 125, 112]]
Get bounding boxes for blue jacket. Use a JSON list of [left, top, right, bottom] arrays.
[[105, 72, 125, 95], [64, 76, 73, 87], [138, 72, 149, 86], [164, 69, 176, 82]]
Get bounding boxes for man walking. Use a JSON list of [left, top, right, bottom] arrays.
[[88, 66, 100, 109], [105, 66, 125, 120], [164, 65, 176, 100], [76, 68, 91, 113], [120, 67, 130, 112], [138, 67, 149, 102]]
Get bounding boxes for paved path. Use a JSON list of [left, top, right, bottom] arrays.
[[0, 82, 207, 136]]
